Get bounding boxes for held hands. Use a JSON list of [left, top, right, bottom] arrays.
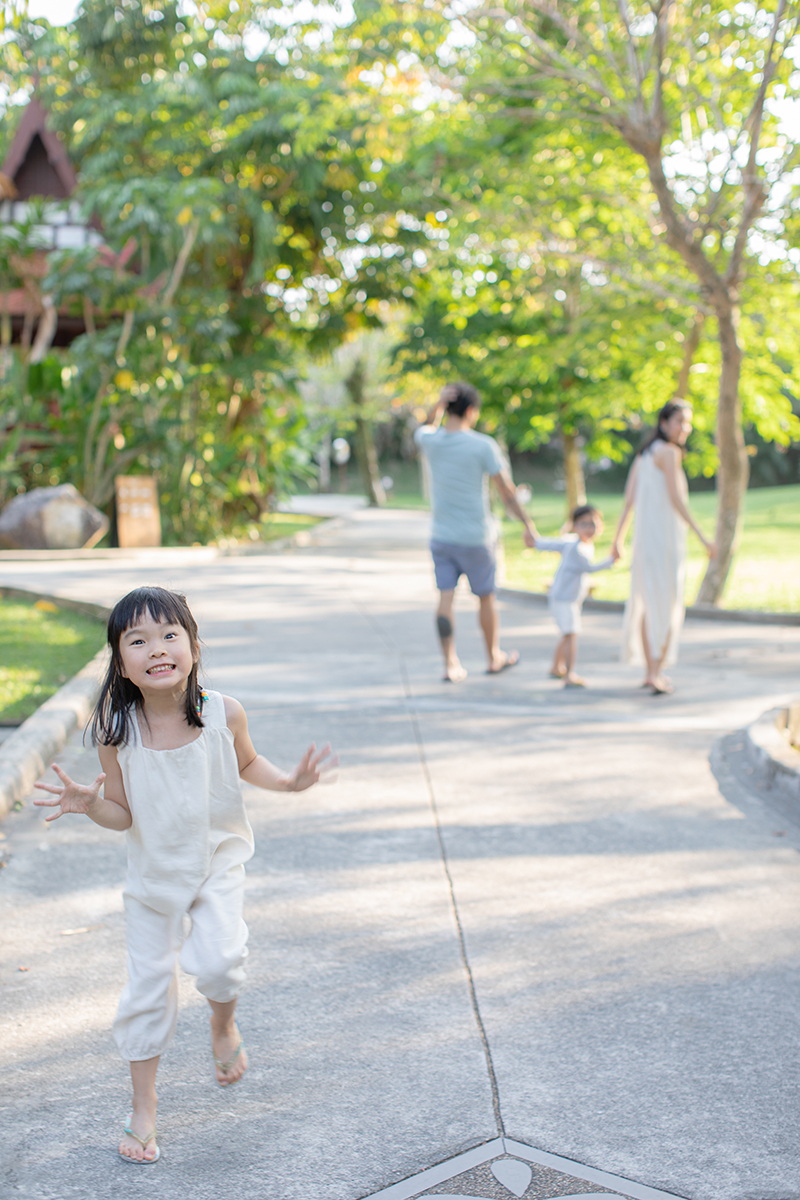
[[34, 764, 106, 822], [523, 526, 536, 550], [285, 743, 338, 792], [610, 544, 622, 562], [704, 538, 717, 558]]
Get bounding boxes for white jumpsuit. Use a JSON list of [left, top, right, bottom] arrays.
[[112, 690, 254, 1062]]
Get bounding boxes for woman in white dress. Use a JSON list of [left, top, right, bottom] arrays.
[[612, 402, 715, 694]]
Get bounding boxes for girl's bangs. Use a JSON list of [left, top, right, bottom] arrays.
[[109, 587, 196, 645]]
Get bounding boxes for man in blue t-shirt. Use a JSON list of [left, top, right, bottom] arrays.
[[414, 381, 536, 681]]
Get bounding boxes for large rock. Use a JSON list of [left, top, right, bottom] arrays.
[[0, 484, 109, 550]]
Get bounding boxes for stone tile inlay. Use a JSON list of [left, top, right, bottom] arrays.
[[363, 1139, 687, 1200]]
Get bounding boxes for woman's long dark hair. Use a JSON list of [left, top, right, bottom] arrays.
[[91, 586, 204, 747], [637, 400, 691, 457]]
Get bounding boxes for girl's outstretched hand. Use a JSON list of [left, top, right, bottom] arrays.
[[287, 743, 338, 792], [34, 764, 106, 822]]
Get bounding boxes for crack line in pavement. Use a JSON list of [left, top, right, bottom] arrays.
[[350, 597, 505, 1137]]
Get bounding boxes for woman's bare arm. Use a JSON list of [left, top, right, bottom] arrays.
[[654, 443, 714, 553], [612, 457, 639, 554]]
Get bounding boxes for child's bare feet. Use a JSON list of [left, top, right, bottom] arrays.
[[211, 1017, 247, 1086], [119, 1098, 159, 1163], [549, 666, 567, 678], [564, 673, 587, 688]]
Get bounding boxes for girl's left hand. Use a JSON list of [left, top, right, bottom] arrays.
[[287, 743, 338, 792]]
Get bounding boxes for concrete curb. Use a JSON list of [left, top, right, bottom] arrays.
[[0, 645, 108, 822], [743, 707, 800, 803], [0, 516, 343, 562], [497, 586, 800, 626]]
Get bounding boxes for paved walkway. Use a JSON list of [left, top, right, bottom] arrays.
[[2, 510, 800, 1200]]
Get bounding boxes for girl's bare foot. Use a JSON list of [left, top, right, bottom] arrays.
[[119, 1099, 158, 1163], [549, 667, 567, 678], [211, 1017, 248, 1086], [564, 673, 587, 688]]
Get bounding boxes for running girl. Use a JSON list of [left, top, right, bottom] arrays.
[[34, 586, 336, 1165]]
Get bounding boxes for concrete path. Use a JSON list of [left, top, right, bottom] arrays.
[[2, 509, 800, 1200]]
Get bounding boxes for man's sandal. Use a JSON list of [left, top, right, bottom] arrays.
[[120, 1122, 160, 1164], [214, 1027, 245, 1085]]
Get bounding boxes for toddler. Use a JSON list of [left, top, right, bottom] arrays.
[[532, 504, 618, 686]]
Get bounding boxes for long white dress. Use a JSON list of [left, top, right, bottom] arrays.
[[621, 445, 688, 667]]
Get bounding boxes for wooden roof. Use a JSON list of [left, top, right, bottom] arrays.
[[2, 98, 78, 200]]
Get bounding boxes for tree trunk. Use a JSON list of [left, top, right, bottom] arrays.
[[562, 430, 586, 515], [316, 431, 331, 492], [695, 305, 748, 605], [344, 358, 386, 507], [673, 312, 705, 401]]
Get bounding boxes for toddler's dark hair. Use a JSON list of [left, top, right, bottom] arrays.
[[91, 586, 203, 747], [444, 381, 481, 417], [571, 504, 602, 525]]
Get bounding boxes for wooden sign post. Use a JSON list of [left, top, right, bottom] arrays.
[[115, 476, 161, 548]]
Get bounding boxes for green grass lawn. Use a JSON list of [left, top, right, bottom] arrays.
[[500, 483, 800, 612], [0, 595, 106, 724], [259, 513, 323, 540]]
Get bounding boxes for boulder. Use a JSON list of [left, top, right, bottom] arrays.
[[0, 484, 109, 550]]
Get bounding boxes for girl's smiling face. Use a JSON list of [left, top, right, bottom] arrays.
[[118, 610, 197, 693]]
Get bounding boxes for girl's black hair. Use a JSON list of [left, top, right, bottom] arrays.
[[91, 586, 203, 747], [445, 381, 481, 418], [638, 400, 691, 456]]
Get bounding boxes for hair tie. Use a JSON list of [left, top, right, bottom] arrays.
[[195, 689, 209, 714]]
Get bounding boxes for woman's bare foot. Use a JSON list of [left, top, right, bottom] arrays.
[[443, 662, 468, 682], [119, 1099, 158, 1163], [211, 1017, 248, 1086]]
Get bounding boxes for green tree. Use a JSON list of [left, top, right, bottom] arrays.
[[416, 0, 800, 603]]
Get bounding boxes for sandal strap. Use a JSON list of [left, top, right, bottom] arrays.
[[124, 1125, 157, 1148], [214, 1038, 244, 1073]]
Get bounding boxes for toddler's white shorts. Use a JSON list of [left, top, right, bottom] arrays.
[[548, 597, 582, 635]]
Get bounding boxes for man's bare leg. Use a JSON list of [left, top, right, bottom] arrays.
[[479, 593, 519, 674], [437, 590, 467, 682], [118, 1056, 159, 1162]]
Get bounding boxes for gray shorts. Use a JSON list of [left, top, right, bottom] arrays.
[[430, 541, 496, 597]]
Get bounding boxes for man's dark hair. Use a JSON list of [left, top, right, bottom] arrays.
[[445, 381, 481, 417], [571, 504, 601, 524]]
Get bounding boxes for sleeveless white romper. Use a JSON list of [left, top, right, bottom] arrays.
[[621, 446, 688, 668], [112, 690, 254, 1062]]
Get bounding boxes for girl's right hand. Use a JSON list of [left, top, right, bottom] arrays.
[[703, 538, 717, 558], [34, 764, 106, 822]]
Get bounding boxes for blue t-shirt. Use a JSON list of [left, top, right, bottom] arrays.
[[414, 425, 506, 547]]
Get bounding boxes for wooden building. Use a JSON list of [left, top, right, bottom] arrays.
[[0, 97, 103, 353]]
